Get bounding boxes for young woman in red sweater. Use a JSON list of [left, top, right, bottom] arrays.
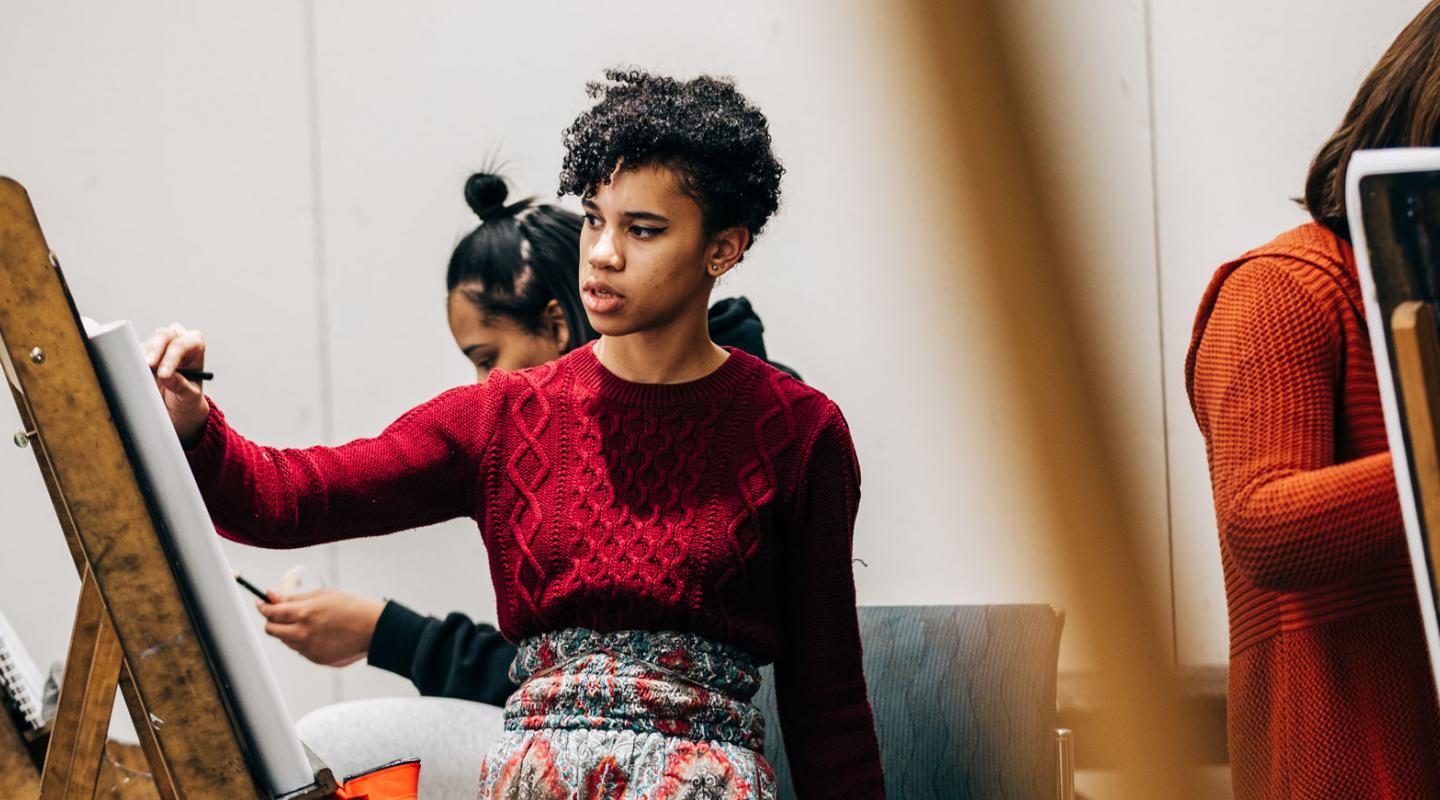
[[145, 69, 884, 799], [1187, 5, 1440, 797]]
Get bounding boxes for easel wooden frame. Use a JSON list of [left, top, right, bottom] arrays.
[[1391, 300, 1440, 604], [0, 177, 338, 799]]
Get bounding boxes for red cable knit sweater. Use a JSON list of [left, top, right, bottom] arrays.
[[185, 343, 884, 798], [1186, 223, 1440, 798]]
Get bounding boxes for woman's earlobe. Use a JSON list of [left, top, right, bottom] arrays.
[[707, 227, 750, 276]]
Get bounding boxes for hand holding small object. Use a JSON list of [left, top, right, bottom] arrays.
[[140, 322, 210, 448], [254, 587, 386, 667]]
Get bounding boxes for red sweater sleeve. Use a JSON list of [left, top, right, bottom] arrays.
[[1190, 260, 1405, 591], [774, 404, 886, 798], [184, 380, 505, 548]]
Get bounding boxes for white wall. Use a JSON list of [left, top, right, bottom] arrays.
[[0, 0, 337, 714], [994, 0, 1172, 665], [0, 0, 1431, 730], [0, 0, 1063, 715]]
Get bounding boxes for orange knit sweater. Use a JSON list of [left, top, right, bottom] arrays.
[[1187, 223, 1440, 799]]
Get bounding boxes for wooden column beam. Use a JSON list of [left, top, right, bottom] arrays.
[[1391, 300, 1440, 600], [39, 570, 122, 799]]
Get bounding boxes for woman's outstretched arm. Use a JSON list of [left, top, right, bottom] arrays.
[[144, 324, 506, 548]]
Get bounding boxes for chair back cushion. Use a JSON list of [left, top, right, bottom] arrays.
[[755, 604, 1064, 799]]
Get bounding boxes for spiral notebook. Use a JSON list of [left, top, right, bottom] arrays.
[[0, 607, 45, 730]]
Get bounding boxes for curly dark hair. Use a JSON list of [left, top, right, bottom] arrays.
[[558, 68, 784, 247]]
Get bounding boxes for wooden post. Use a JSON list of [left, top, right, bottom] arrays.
[[893, 0, 1209, 793], [38, 570, 124, 799], [116, 662, 178, 800], [1391, 300, 1440, 597], [0, 177, 340, 798]]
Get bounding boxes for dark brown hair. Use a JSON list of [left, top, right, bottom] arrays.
[[1305, 1, 1440, 240]]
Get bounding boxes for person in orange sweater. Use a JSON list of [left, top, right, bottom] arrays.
[[1186, 4, 1440, 797]]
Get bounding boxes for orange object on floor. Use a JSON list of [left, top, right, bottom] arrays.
[[331, 759, 420, 800]]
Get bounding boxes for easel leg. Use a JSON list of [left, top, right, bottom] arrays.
[[116, 661, 176, 799], [1392, 301, 1440, 596], [39, 570, 123, 800]]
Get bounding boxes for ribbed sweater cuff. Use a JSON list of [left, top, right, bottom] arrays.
[[182, 397, 228, 472], [367, 600, 428, 678]]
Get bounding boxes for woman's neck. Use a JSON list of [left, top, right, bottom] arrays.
[[595, 316, 728, 384]]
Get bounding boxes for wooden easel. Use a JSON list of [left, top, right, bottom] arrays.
[[3, 632, 163, 800], [0, 177, 339, 799], [1392, 300, 1440, 601]]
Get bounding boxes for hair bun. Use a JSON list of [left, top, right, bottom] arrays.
[[464, 172, 509, 220]]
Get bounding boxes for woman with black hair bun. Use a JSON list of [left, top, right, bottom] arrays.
[[146, 69, 883, 799], [250, 172, 594, 695], [446, 172, 596, 383], [248, 171, 599, 798]]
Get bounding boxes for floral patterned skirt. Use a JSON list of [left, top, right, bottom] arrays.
[[476, 629, 776, 800]]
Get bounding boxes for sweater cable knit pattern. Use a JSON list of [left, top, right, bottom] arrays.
[[185, 342, 883, 798], [1186, 223, 1440, 799], [505, 360, 560, 621]]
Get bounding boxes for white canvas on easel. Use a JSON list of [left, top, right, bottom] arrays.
[[1347, 147, 1440, 697], [84, 318, 315, 796]]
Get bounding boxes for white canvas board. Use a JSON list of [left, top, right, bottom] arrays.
[[1346, 147, 1440, 697], [84, 318, 313, 795]]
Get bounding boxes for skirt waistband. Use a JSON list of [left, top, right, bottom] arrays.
[[505, 628, 766, 751]]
